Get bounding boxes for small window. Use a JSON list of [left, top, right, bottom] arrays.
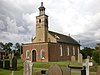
[[40, 50, 45, 59], [26, 50, 30, 58], [60, 45, 62, 56], [39, 19, 41, 23], [67, 46, 69, 56]]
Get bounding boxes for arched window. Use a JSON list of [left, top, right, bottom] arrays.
[[39, 19, 41, 23], [60, 45, 62, 56], [73, 46, 75, 55], [78, 47, 80, 55], [40, 50, 45, 59], [26, 50, 30, 58], [67, 46, 69, 56]]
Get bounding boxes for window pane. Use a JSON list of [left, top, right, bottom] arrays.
[[60, 45, 62, 56], [67, 46, 69, 56]]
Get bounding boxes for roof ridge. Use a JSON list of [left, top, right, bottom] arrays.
[[48, 30, 69, 37]]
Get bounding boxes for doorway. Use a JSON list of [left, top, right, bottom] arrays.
[[32, 50, 36, 62]]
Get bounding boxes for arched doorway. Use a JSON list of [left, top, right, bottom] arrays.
[[32, 50, 36, 62]]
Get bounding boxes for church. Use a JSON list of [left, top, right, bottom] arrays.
[[21, 2, 80, 62]]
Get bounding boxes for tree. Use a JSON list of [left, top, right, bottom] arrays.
[[92, 43, 100, 64], [0, 42, 13, 59], [80, 47, 94, 59], [92, 50, 100, 64], [14, 43, 22, 58], [95, 43, 100, 51], [15, 43, 21, 53], [0, 42, 5, 50], [4, 42, 13, 53]]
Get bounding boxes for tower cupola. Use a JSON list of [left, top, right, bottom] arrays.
[[39, 2, 45, 15]]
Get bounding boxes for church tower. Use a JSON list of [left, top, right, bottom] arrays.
[[36, 2, 48, 43]]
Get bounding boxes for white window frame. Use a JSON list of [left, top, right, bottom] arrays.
[[40, 50, 45, 59], [60, 45, 63, 56], [26, 50, 30, 59], [78, 47, 80, 55], [67, 46, 69, 56], [73, 46, 75, 55]]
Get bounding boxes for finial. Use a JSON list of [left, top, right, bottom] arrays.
[[41, 2, 43, 6]]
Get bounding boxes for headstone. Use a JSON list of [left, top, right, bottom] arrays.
[[71, 56, 76, 63], [3, 55, 5, 59], [96, 66, 100, 75], [61, 67, 70, 75], [11, 71, 14, 75], [5, 60, 10, 69], [0, 60, 3, 68], [12, 56, 17, 70], [23, 60, 33, 75], [48, 64, 62, 75], [78, 53, 83, 64], [0, 54, 1, 60], [87, 56, 90, 59], [9, 54, 12, 59], [12, 53, 14, 59]]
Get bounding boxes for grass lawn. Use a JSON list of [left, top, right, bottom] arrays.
[[0, 59, 97, 75]]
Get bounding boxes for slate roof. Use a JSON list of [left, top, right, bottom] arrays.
[[49, 31, 80, 45]]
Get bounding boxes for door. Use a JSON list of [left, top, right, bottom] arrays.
[[32, 50, 36, 62]]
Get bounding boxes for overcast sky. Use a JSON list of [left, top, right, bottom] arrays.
[[0, 0, 100, 48]]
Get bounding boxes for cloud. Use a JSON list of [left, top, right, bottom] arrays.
[[6, 17, 18, 33], [0, 20, 5, 30], [0, 0, 99, 48]]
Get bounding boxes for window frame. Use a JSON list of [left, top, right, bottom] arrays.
[[73, 46, 75, 55], [67, 46, 69, 56], [60, 45, 63, 56], [26, 50, 30, 59], [40, 49, 45, 59]]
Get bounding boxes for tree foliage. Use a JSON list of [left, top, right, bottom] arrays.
[[0, 42, 22, 58], [0, 42, 13, 52], [92, 43, 100, 64], [80, 47, 94, 59]]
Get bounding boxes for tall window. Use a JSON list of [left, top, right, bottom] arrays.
[[67, 46, 69, 56], [40, 50, 45, 59], [73, 46, 75, 55], [78, 47, 80, 55], [26, 50, 30, 58], [60, 45, 62, 56]]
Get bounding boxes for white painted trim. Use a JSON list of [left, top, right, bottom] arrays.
[[60, 45, 63, 56], [67, 46, 69, 56]]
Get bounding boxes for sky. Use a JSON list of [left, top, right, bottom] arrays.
[[0, 0, 100, 48]]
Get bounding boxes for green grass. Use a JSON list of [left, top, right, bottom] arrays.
[[0, 59, 97, 75], [33, 61, 70, 68], [0, 69, 12, 75]]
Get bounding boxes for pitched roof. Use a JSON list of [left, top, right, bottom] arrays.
[[49, 31, 80, 45]]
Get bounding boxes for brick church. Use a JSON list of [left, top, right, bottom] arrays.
[[22, 2, 80, 62]]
